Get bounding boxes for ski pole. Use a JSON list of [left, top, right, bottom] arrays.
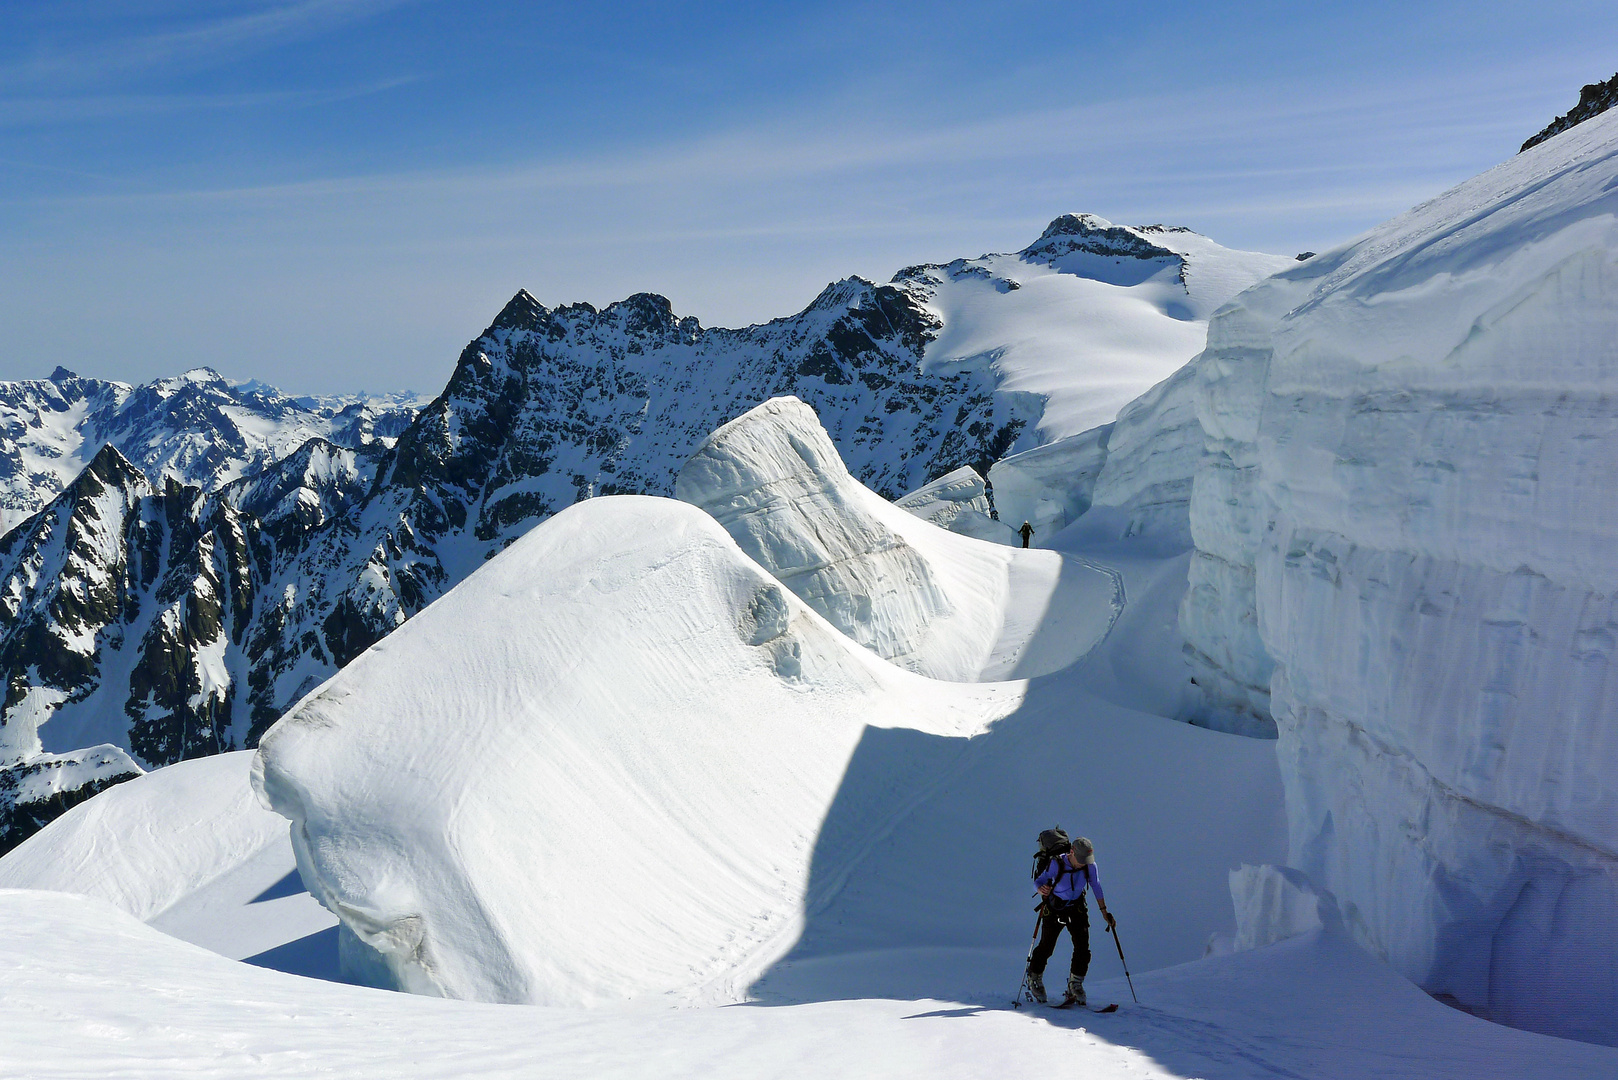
[[1108, 920, 1138, 1004], [1013, 910, 1043, 1007]]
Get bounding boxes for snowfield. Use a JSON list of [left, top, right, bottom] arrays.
[[913, 217, 1291, 441], [4, 889, 1615, 1080]]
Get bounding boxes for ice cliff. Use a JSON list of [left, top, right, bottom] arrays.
[[676, 397, 1115, 681], [1178, 107, 1618, 1042], [893, 467, 1014, 544]]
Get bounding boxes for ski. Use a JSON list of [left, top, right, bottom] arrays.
[[1049, 1000, 1118, 1012]]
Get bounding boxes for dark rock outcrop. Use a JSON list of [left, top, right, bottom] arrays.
[[1521, 72, 1618, 152]]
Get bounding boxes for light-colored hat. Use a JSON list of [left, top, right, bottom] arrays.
[[1070, 836, 1095, 865]]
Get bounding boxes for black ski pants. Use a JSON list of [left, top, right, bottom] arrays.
[[1030, 900, 1090, 979]]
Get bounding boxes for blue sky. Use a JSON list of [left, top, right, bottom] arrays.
[[3, 1, 1616, 395]]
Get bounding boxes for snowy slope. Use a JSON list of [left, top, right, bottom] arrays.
[[0, 366, 422, 537], [675, 397, 1116, 681], [0, 752, 334, 969], [6, 851, 1617, 1078], [906, 216, 1291, 440], [1174, 105, 1618, 1042]]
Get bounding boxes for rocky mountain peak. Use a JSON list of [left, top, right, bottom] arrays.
[[1521, 72, 1618, 153], [598, 293, 695, 342], [489, 289, 549, 334], [172, 367, 228, 387], [75, 443, 150, 500], [1021, 214, 1181, 264]]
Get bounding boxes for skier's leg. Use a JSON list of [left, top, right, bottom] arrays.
[[1069, 902, 1091, 981], [1027, 909, 1062, 1002], [1062, 905, 1091, 1006], [1029, 910, 1062, 976]]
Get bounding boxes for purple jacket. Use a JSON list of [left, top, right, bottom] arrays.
[[1036, 856, 1105, 907]]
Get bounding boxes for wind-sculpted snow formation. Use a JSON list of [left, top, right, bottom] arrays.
[[676, 397, 1115, 681], [1178, 107, 1618, 1042], [0, 751, 292, 921], [253, 496, 1014, 1005], [0, 751, 336, 966]]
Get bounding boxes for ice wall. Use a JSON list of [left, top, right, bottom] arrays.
[[1227, 111, 1618, 1042], [1178, 271, 1319, 737], [1085, 360, 1205, 549], [985, 423, 1112, 541]]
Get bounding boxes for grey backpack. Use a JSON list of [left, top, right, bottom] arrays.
[[1032, 826, 1072, 880]]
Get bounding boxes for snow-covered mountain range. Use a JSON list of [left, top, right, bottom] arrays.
[[0, 216, 1284, 852], [0, 366, 423, 537]]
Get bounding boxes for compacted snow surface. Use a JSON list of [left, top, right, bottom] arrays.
[[5, 890, 1616, 1080]]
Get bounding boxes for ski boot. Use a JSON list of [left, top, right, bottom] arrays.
[[1060, 974, 1086, 1008], [1026, 970, 1047, 1004]]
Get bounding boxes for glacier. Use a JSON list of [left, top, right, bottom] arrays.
[[1175, 106, 1618, 1042]]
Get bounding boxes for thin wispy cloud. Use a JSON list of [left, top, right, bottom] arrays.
[[0, 75, 417, 128], [0, 0, 414, 89], [1, 1, 1611, 392], [8, 63, 1543, 212]]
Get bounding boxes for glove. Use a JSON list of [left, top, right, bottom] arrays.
[[1103, 910, 1117, 931]]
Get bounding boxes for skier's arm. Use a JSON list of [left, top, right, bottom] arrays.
[[1034, 860, 1059, 896], [1087, 865, 1116, 928]]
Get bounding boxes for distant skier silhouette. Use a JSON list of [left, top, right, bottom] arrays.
[[1019, 521, 1034, 548]]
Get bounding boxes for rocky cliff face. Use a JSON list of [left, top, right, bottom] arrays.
[[1522, 71, 1618, 153]]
